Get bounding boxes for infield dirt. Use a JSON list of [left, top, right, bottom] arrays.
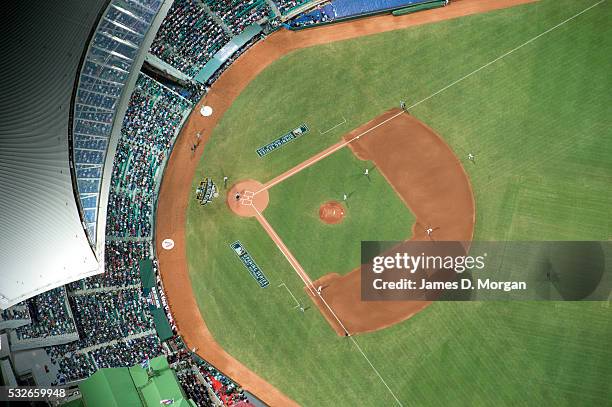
[[319, 201, 346, 224], [310, 109, 475, 336]]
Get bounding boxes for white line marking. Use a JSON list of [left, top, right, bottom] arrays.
[[278, 282, 301, 307], [319, 115, 347, 134], [246, 5, 605, 403], [406, 0, 607, 111], [250, 204, 318, 297], [251, 203, 349, 332], [349, 336, 404, 406], [255, 0, 604, 196], [255, 110, 404, 195], [251, 203, 403, 405]]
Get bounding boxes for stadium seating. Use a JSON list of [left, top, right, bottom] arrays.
[[46, 347, 97, 383], [68, 241, 149, 292], [166, 338, 250, 405], [150, 0, 231, 77], [0, 305, 30, 327], [106, 75, 190, 239], [204, 0, 272, 34], [73, 0, 163, 244], [90, 335, 162, 369], [177, 369, 215, 405], [274, 0, 312, 15], [289, 0, 436, 27], [39, 74, 192, 383], [10, 288, 79, 350], [106, 190, 154, 238], [289, 3, 335, 27]]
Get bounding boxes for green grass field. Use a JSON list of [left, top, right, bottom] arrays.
[[185, 0, 612, 404], [264, 147, 415, 280]]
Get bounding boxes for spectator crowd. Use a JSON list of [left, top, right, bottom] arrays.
[[166, 338, 250, 406], [68, 241, 150, 292], [150, 0, 275, 80], [106, 74, 190, 239], [14, 288, 77, 341], [274, 0, 311, 15], [288, 2, 335, 28], [0, 305, 30, 322], [41, 75, 191, 383], [205, 0, 272, 34], [90, 335, 162, 369], [150, 0, 230, 77], [177, 369, 214, 406], [46, 346, 97, 383], [69, 289, 155, 348]]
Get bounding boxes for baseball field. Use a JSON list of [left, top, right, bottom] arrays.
[[157, 0, 612, 405]]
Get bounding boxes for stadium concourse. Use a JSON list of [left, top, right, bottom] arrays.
[[0, 0, 536, 405]]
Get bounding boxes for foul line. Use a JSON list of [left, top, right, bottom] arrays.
[[250, 203, 349, 333], [254, 110, 404, 195], [349, 336, 403, 406], [243, 5, 604, 403], [405, 0, 607, 110], [250, 204, 317, 297], [254, 0, 604, 196], [250, 203, 403, 405]]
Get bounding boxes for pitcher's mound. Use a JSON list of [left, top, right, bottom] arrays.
[[319, 201, 345, 224]]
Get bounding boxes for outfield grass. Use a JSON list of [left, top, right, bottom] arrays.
[[186, 0, 612, 404]]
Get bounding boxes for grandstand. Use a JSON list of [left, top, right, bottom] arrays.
[[0, 305, 31, 331], [73, 0, 167, 256], [150, 0, 231, 78], [1, 0, 250, 400], [288, 0, 447, 27], [10, 287, 78, 351], [204, 0, 273, 34], [274, 0, 313, 15]]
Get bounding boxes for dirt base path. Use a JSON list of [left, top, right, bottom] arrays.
[[310, 109, 475, 335], [156, 0, 533, 404]]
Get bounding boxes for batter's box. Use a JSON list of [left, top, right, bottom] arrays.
[[241, 190, 255, 206]]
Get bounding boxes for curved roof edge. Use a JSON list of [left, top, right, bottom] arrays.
[[0, 0, 111, 309], [0, 0, 169, 309], [94, 0, 175, 260], [69, 0, 168, 257]]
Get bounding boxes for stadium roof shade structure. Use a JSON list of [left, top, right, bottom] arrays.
[[0, 0, 166, 308], [75, 356, 196, 407]]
